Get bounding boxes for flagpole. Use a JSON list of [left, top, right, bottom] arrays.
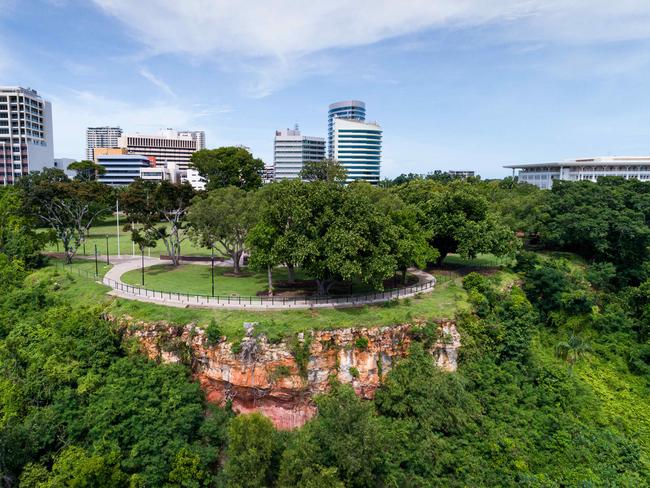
[[116, 198, 120, 258]]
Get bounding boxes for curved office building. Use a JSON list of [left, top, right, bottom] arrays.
[[328, 100, 366, 158], [332, 118, 382, 184]]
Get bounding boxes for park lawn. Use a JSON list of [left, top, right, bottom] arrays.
[[443, 252, 515, 268], [109, 277, 469, 341], [28, 259, 114, 306], [119, 264, 413, 297], [42, 216, 227, 258], [30, 259, 473, 342]]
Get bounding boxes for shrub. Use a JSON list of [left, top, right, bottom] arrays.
[[463, 272, 488, 293], [348, 367, 360, 379], [354, 337, 369, 351], [290, 335, 312, 379], [231, 340, 242, 355], [270, 365, 292, 382], [205, 319, 222, 346]]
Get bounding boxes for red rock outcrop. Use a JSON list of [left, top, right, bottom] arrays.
[[114, 316, 460, 429]]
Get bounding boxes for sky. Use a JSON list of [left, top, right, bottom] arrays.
[[1, 0, 650, 179]]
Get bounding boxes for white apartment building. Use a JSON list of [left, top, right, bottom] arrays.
[[273, 128, 325, 180], [86, 126, 122, 160], [0, 86, 54, 185], [332, 118, 382, 184], [504, 156, 650, 189]]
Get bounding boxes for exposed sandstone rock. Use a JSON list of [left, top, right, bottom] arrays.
[[112, 315, 460, 429]]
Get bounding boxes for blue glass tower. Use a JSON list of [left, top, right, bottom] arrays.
[[327, 100, 366, 158]]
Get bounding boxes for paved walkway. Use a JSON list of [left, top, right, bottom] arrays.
[[97, 255, 436, 310]]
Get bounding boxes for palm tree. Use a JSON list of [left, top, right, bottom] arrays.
[[555, 332, 591, 373]]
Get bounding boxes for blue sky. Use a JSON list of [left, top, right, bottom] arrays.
[[2, 0, 650, 178]]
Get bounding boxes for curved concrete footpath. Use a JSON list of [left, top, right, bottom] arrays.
[[98, 256, 436, 310]]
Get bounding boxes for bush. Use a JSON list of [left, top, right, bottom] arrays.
[[354, 337, 369, 351], [270, 365, 292, 382], [231, 340, 242, 355], [348, 367, 360, 379], [462, 272, 487, 293], [205, 319, 222, 346]]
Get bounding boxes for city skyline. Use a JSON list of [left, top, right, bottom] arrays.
[[2, 1, 650, 178]]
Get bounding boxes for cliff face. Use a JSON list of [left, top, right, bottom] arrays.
[[116, 316, 460, 430]]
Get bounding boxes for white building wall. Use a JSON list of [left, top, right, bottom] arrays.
[[332, 118, 382, 184], [273, 129, 325, 180]]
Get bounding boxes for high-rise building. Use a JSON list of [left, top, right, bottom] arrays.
[[97, 154, 152, 186], [86, 126, 122, 161], [332, 118, 382, 184], [327, 100, 366, 158], [0, 86, 54, 186], [273, 128, 326, 180], [117, 129, 204, 171]]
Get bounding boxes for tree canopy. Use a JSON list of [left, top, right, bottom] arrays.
[[121, 179, 195, 265], [190, 147, 264, 191]]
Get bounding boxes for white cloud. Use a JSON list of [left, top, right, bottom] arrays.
[[47, 89, 209, 158], [92, 0, 650, 60], [139, 67, 177, 97]]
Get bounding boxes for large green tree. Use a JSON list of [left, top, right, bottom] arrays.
[[539, 178, 650, 283], [187, 186, 258, 274], [190, 147, 264, 191], [0, 187, 47, 267], [396, 179, 520, 265], [299, 159, 347, 183], [121, 179, 195, 266], [299, 182, 400, 294], [223, 413, 280, 488], [17, 169, 112, 264], [248, 180, 313, 285], [67, 160, 107, 181]]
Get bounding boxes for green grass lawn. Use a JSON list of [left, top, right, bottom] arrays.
[[120, 264, 413, 297], [30, 259, 474, 342], [42, 216, 226, 258], [442, 253, 515, 268]]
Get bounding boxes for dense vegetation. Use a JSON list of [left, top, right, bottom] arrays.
[[1, 174, 650, 486]]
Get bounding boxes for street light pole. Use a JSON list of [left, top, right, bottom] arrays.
[[141, 246, 145, 286], [116, 198, 120, 258], [211, 245, 215, 297], [105, 235, 110, 265], [94, 244, 98, 276]]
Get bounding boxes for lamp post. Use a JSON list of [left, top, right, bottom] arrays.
[[105, 235, 110, 264], [116, 198, 120, 258], [211, 245, 215, 297], [141, 246, 145, 286], [94, 244, 98, 277]]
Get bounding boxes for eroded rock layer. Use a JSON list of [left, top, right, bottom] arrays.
[[112, 315, 460, 429]]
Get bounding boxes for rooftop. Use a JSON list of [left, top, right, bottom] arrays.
[[504, 156, 650, 169]]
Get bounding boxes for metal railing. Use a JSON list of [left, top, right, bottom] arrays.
[[51, 260, 436, 309], [101, 275, 436, 309]]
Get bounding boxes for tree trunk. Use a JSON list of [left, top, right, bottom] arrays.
[[287, 263, 295, 283], [232, 251, 241, 274], [401, 268, 407, 285], [436, 252, 448, 266], [267, 264, 273, 296], [317, 279, 326, 296]]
